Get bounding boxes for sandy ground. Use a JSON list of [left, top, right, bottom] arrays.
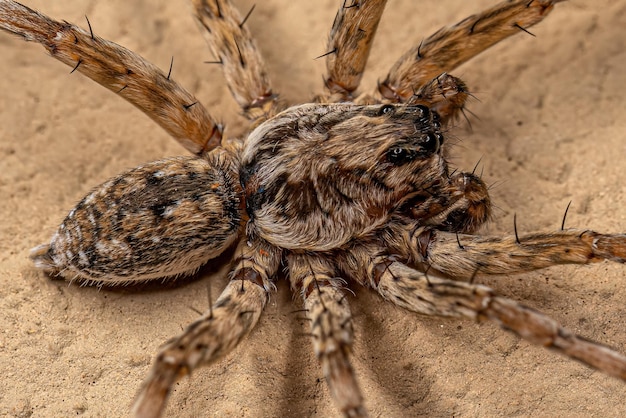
[[0, 0, 625, 417]]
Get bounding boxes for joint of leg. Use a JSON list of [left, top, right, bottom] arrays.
[[370, 254, 404, 287], [324, 78, 355, 101], [231, 267, 266, 290], [245, 91, 277, 111], [415, 228, 435, 261], [378, 79, 401, 101], [305, 278, 335, 298]]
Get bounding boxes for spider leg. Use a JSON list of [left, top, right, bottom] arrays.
[[321, 0, 387, 103], [364, 256, 626, 381], [133, 241, 280, 418], [0, 0, 222, 157], [29, 150, 242, 285], [403, 170, 491, 233], [389, 221, 626, 281], [378, 0, 564, 102], [288, 253, 367, 418], [406, 73, 470, 125], [192, 0, 279, 123]]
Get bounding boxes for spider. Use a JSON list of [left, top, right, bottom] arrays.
[[1, 0, 625, 417]]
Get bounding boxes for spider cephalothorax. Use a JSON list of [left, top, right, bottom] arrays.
[[1, 0, 625, 417], [241, 103, 447, 250]]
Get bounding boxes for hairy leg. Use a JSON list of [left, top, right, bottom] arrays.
[[133, 241, 280, 418], [0, 0, 223, 156], [365, 257, 626, 381], [192, 0, 279, 123], [387, 221, 626, 280], [378, 0, 564, 102], [288, 253, 366, 418], [322, 0, 387, 103]]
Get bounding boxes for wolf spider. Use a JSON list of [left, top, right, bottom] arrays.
[[1, 0, 625, 416]]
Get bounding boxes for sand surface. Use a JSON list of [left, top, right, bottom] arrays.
[[1, 1, 625, 417]]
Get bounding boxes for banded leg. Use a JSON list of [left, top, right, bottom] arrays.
[[378, 0, 564, 102], [322, 0, 387, 103], [133, 241, 281, 418], [192, 0, 278, 122], [365, 257, 626, 381], [0, 0, 222, 156], [288, 253, 366, 418], [387, 222, 626, 280]]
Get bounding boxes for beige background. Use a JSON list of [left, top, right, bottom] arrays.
[[1, 0, 625, 416]]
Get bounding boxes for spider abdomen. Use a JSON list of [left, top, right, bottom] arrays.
[[30, 154, 242, 285]]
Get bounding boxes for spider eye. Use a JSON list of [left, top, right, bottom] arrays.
[[432, 113, 441, 130], [387, 147, 413, 164], [414, 104, 430, 118], [420, 133, 441, 154], [378, 104, 395, 116]]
